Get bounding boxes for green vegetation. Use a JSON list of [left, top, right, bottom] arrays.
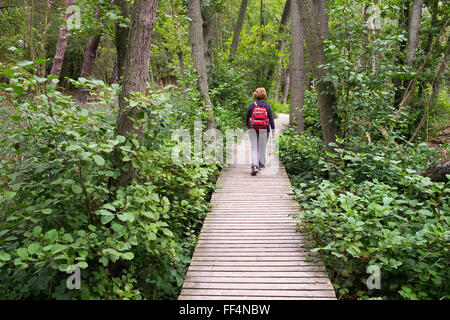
[[0, 0, 448, 300]]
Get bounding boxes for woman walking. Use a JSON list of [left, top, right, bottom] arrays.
[[246, 88, 275, 175]]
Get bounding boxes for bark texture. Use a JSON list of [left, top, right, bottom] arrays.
[[314, 0, 329, 39], [76, 33, 102, 106], [114, 0, 131, 83], [405, 0, 424, 66], [48, 0, 76, 79], [298, 0, 341, 152], [188, 0, 216, 129], [114, 0, 159, 188], [290, 0, 304, 134], [419, 161, 450, 182]]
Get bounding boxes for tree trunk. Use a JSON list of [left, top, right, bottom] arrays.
[[298, 0, 341, 153], [393, 1, 410, 108], [417, 0, 439, 103], [110, 60, 119, 85], [274, 40, 287, 103], [188, 0, 216, 130], [260, 0, 264, 26], [405, 0, 423, 66], [170, 0, 186, 77], [402, 0, 424, 107], [290, 0, 305, 134], [114, 0, 159, 188], [314, 0, 329, 39], [76, 33, 101, 105], [114, 0, 131, 83], [282, 64, 291, 105], [203, 8, 217, 68], [48, 0, 76, 79], [270, 0, 291, 95], [230, 0, 248, 57]]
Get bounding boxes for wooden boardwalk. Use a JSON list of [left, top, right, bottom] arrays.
[[178, 114, 336, 300]]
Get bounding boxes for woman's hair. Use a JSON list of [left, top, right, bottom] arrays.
[[253, 88, 267, 100]]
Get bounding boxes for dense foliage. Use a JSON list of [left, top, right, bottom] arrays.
[[0, 59, 239, 299], [0, 0, 448, 301], [280, 129, 449, 299]]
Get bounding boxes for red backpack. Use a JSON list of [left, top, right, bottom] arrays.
[[249, 101, 269, 130]]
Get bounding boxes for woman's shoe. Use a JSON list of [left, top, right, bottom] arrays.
[[251, 166, 258, 175]]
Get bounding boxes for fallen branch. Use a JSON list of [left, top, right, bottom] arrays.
[[419, 161, 450, 182]]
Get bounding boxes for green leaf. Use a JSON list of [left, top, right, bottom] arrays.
[[99, 256, 108, 266], [0, 251, 11, 261], [4, 191, 17, 201], [116, 135, 126, 144], [41, 208, 52, 214], [32, 226, 43, 237], [71, 184, 83, 194], [161, 228, 173, 237], [118, 212, 135, 222], [95, 209, 113, 216], [35, 58, 48, 65], [93, 155, 105, 166], [12, 86, 24, 96], [16, 248, 29, 259], [62, 234, 74, 243], [101, 215, 114, 225], [122, 252, 134, 260], [17, 60, 33, 67], [27, 243, 40, 255]]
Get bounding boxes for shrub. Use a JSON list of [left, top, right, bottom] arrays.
[[0, 61, 235, 299], [280, 130, 449, 300]]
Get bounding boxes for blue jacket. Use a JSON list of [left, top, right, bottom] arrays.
[[245, 100, 275, 133]]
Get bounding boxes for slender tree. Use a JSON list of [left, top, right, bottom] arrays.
[[282, 63, 291, 104], [188, 0, 216, 129], [273, 0, 291, 102], [48, 0, 76, 79], [290, 0, 304, 134], [297, 0, 341, 152], [401, 0, 424, 107], [76, 33, 102, 105], [314, 0, 329, 39], [230, 0, 248, 57], [76, 5, 102, 106], [405, 0, 424, 66], [114, 0, 131, 83], [113, 0, 159, 188]]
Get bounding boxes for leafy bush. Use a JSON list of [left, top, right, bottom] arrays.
[[280, 131, 449, 300], [0, 61, 235, 299], [208, 59, 249, 130]]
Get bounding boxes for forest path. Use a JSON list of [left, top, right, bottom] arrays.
[[178, 113, 336, 300]]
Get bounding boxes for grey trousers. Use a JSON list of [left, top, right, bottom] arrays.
[[249, 129, 268, 168]]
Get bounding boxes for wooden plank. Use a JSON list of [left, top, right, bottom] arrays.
[[186, 266, 325, 272], [189, 261, 324, 267], [184, 276, 331, 284], [178, 295, 332, 300], [195, 244, 303, 248], [185, 271, 329, 278], [196, 240, 302, 244], [191, 256, 317, 262], [193, 251, 305, 256], [180, 289, 336, 298], [181, 282, 333, 291]]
